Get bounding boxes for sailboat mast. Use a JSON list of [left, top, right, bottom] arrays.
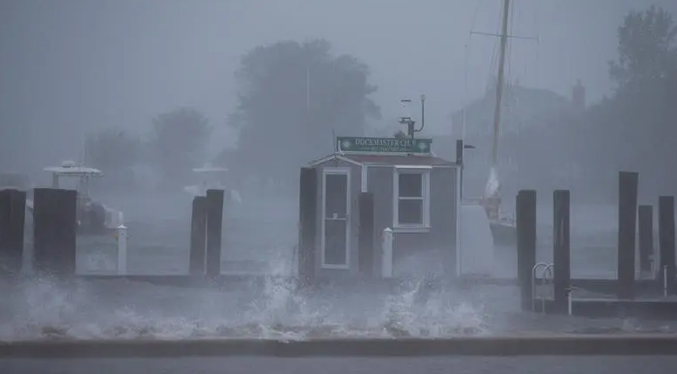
[[491, 0, 510, 167]]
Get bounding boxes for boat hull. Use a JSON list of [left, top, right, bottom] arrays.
[[490, 221, 517, 248]]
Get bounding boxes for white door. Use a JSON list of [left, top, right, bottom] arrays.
[[321, 168, 350, 269]]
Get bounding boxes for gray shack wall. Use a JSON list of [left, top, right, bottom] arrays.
[[367, 166, 458, 277], [312, 158, 458, 279]]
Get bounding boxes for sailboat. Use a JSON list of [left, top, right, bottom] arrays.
[[478, 0, 517, 247]]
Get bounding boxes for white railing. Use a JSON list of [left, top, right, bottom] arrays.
[[531, 262, 553, 313]]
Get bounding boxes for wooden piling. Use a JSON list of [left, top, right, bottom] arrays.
[[553, 189, 571, 313], [617, 172, 638, 299], [358, 192, 375, 277], [33, 188, 77, 276], [0, 189, 26, 276], [637, 205, 654, 274], [516, 189, 537, 312], [32, 188, 56, 274], [298, 167, 317, 286], [56, 189, 77, 276], [659, 196, 675, 294], [189, 196, 208, 276], [205, 189, 224, 278]]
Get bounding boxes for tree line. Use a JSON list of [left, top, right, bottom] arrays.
[[87, 39, 379, 192], [89, 5, 675, 200], [498, 5, 677, 202]]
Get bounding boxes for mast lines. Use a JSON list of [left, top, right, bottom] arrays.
[[490, 0, 510, 177]]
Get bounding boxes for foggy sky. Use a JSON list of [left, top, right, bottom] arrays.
[[1, 0, 676, 172]]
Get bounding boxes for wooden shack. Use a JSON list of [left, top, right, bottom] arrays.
[[302, 136, 461, 281]]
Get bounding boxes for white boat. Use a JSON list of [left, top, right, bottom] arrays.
[[32, 160, 124, 235], [183, 164, 242, 204]]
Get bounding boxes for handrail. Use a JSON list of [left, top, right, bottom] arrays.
[[531, 262, 553, 313]]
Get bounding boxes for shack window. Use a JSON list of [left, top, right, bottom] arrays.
[[393, 168, 430, 228]]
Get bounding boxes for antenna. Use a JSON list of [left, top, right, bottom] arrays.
[[398, 95, 427, 139]]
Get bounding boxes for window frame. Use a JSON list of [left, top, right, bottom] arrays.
[[392, 166, 431, 232]]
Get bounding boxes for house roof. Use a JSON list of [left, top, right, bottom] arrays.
[[309, 153, 458, 167]]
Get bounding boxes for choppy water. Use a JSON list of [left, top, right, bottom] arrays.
[[2, 192, 676, 341]]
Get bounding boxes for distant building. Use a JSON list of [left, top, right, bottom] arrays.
[[450, 81, 572, 138], [442, 82, 576, 199]]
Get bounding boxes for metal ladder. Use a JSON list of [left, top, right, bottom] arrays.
[[531, 262, 553, 313]]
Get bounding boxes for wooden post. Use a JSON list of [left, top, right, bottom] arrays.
[[298, 167, 317, 286], [32, 188, 56, 274], [516, 189, 537, 312], [659, 196, 675, 295], [553, 189, 571, 313], [205, 189, 224, 278], [638, 205, 654, 274], [617, 172, 638, 299], [358, 192, 375, 277], [56, 189, 78, 276], [0, 189, 26, 276], [189, 196, 208, 276], [33, 188, 77, 276]]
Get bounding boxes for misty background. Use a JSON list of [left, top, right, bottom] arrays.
[[1, 0, 677, 202]]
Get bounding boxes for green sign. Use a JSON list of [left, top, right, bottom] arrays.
[[337, 137, 432, 154]]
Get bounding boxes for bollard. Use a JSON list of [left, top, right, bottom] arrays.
[[567, 288, 572, 316], [358, 192, 375, 277], [116, 212, 127, 275], [0, 189, 26, 276], [205, 189, 225, 278], [189, 196, 208, 276], [516, 190, 537, 312], [637, 205, 654, 274], [617, 172, 638, 299], [298, 168, 317, 286], [381, 228, 393, 278], [659, 196, 675, 295], [553, 190, 571, 314]]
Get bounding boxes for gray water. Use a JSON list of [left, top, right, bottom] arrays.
[[1, 193, 675, 341]]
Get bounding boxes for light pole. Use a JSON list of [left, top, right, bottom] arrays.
[[456, 139, 476, 201]]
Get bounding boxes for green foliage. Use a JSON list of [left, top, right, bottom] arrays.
[[86, 128, 140, 172], [150, 107, 212, 183], [230, 39, 380, 180], [609, 5, 677, 94]]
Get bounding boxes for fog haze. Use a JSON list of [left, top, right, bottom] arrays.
[[2, 0, 676, 173]]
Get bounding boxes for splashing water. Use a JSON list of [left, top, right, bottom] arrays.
[[0, 270, 490, 341], [485, 167, 500, 198]]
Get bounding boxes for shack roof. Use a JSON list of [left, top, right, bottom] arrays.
[[308, 153, 458, 168], [44, 166, 103, 177]]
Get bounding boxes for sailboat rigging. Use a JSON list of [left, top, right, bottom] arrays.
[[466, 0, 538, 246], [483, 0, 511, 223]]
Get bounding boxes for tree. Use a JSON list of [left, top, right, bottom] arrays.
[[230, 39, 380, 182], [86, 127, 140, 172], [609, 5, 677, 94], [150, 107, 212, 185], [587, 5, 677, 196]]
